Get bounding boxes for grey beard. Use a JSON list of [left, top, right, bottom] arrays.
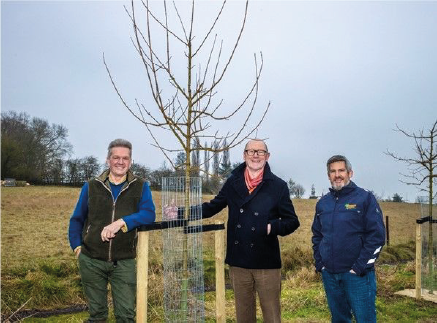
[[331, 179, 350, 191]]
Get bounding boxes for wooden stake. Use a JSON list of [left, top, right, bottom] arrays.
[[136, 231, 149, 322], [416, 222, 422, 299], [215, 221, 226, 323]]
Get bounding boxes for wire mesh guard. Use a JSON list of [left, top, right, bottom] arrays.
[[419, 201, 437, 296], [161, 177, 205, 322]]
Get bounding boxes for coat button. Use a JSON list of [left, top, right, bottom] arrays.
[[235, 240, 239, 245], [250, 243, 254, 248], [251, 227, 255, 231], [254, 212, 258, 216], [237, 224, 241, 228], [240, 208, 244, 213]]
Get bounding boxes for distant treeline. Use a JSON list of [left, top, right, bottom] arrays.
[[1, 111, 234, 193]]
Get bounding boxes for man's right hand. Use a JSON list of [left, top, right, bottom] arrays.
[[163, 199, 178, 220], [74, 246, 81, 258]]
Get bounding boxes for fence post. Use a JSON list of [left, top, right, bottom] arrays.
[[416, 221, 422, 299], [215, 221, 226, 323], [136, 231, 149, 322], [385, 215, 390, 246]]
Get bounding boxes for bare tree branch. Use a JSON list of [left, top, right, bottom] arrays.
[[105, 0, 271, 181]]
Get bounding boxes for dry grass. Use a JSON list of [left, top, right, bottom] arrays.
[[1, 186, 421, 270], [0, 186, 425, 319], [1, 186, 81, 269], [280, 199, 420, 255]]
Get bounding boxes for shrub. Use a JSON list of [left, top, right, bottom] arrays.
[[281, 247, 313, 273], [379, 241, 415, 264], [1, 260, 83, 313]]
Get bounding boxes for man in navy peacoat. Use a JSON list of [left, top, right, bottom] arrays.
[[202, 139, 300, 322]]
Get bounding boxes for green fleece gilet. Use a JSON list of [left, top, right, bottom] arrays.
[[81, 170, 144, 261]]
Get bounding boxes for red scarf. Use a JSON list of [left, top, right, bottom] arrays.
[[244, 167, 264, 194]]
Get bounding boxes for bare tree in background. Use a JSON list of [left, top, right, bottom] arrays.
[[386, 120, 437, 293], [191, 137, 201, 176], [104, 0, 270, 315], [212, 140, 220, 176], [203, 141, 209, 180]]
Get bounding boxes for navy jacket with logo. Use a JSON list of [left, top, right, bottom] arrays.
[[311, 181, 385, 276]]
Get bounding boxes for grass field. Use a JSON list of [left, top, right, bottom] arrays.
[[1, 186, 437, 322]]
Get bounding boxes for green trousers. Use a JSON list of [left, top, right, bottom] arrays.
[[78, 253, 136, 322]]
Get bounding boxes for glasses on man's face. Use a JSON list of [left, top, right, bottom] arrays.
[[245, 149, 268, 156]]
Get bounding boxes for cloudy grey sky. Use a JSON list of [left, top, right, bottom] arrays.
[[2, 0, 436, 202]]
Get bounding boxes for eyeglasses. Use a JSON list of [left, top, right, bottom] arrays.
[[245, 149, 268, 156]]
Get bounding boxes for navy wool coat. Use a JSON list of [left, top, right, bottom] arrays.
[[202, 162, 300, 269]]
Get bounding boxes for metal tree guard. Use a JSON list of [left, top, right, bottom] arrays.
[[416, 201, 437, 299], [135, 177, 226, 322], [161, 177, 204, 322]]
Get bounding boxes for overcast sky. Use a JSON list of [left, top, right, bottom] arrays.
[[2, 0, 436, 202]]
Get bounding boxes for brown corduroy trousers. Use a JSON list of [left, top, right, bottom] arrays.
[[229, 266, 282, 323]]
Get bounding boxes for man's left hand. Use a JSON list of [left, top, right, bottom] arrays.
[[101, 219, 126, 242]]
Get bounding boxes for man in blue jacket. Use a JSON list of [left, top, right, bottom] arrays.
[[311, 155, 385, 323], [69, 139, 156, 323]]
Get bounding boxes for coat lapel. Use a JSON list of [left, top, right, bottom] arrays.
[[228, 162, 272, 207]]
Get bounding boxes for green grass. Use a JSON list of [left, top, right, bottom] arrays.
[[6, 259, 435, 322], [376, 297, 437, 323], [18, 312, 89, 323], [1, 260, 83, 312], [2, 186, 437, 322]]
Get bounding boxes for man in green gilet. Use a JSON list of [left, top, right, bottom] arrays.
[[69, 139, 156, 322]]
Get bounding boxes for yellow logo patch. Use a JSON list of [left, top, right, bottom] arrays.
[[345, 204, 357, 210]]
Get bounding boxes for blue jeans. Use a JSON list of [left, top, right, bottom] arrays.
[[321, 269, 377, 323]]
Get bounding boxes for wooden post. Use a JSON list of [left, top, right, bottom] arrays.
[[215, 221, 226, 323], [385, 216, 390, 246], [136, 231, 149, 322], [416, 221, 422, 299]]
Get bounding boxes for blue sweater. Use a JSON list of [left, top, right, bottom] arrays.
[[68, 181, 155, 251]]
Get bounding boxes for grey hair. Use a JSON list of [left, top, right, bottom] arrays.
[[326, 155, 352, 173], [244, 139, 269, 152], [107, 139, 132, 159]]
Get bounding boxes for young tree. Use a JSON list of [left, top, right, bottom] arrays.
[[104, 0, 269, 182], [386, 120, 437, 292], [104, 0, 270, 313]]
